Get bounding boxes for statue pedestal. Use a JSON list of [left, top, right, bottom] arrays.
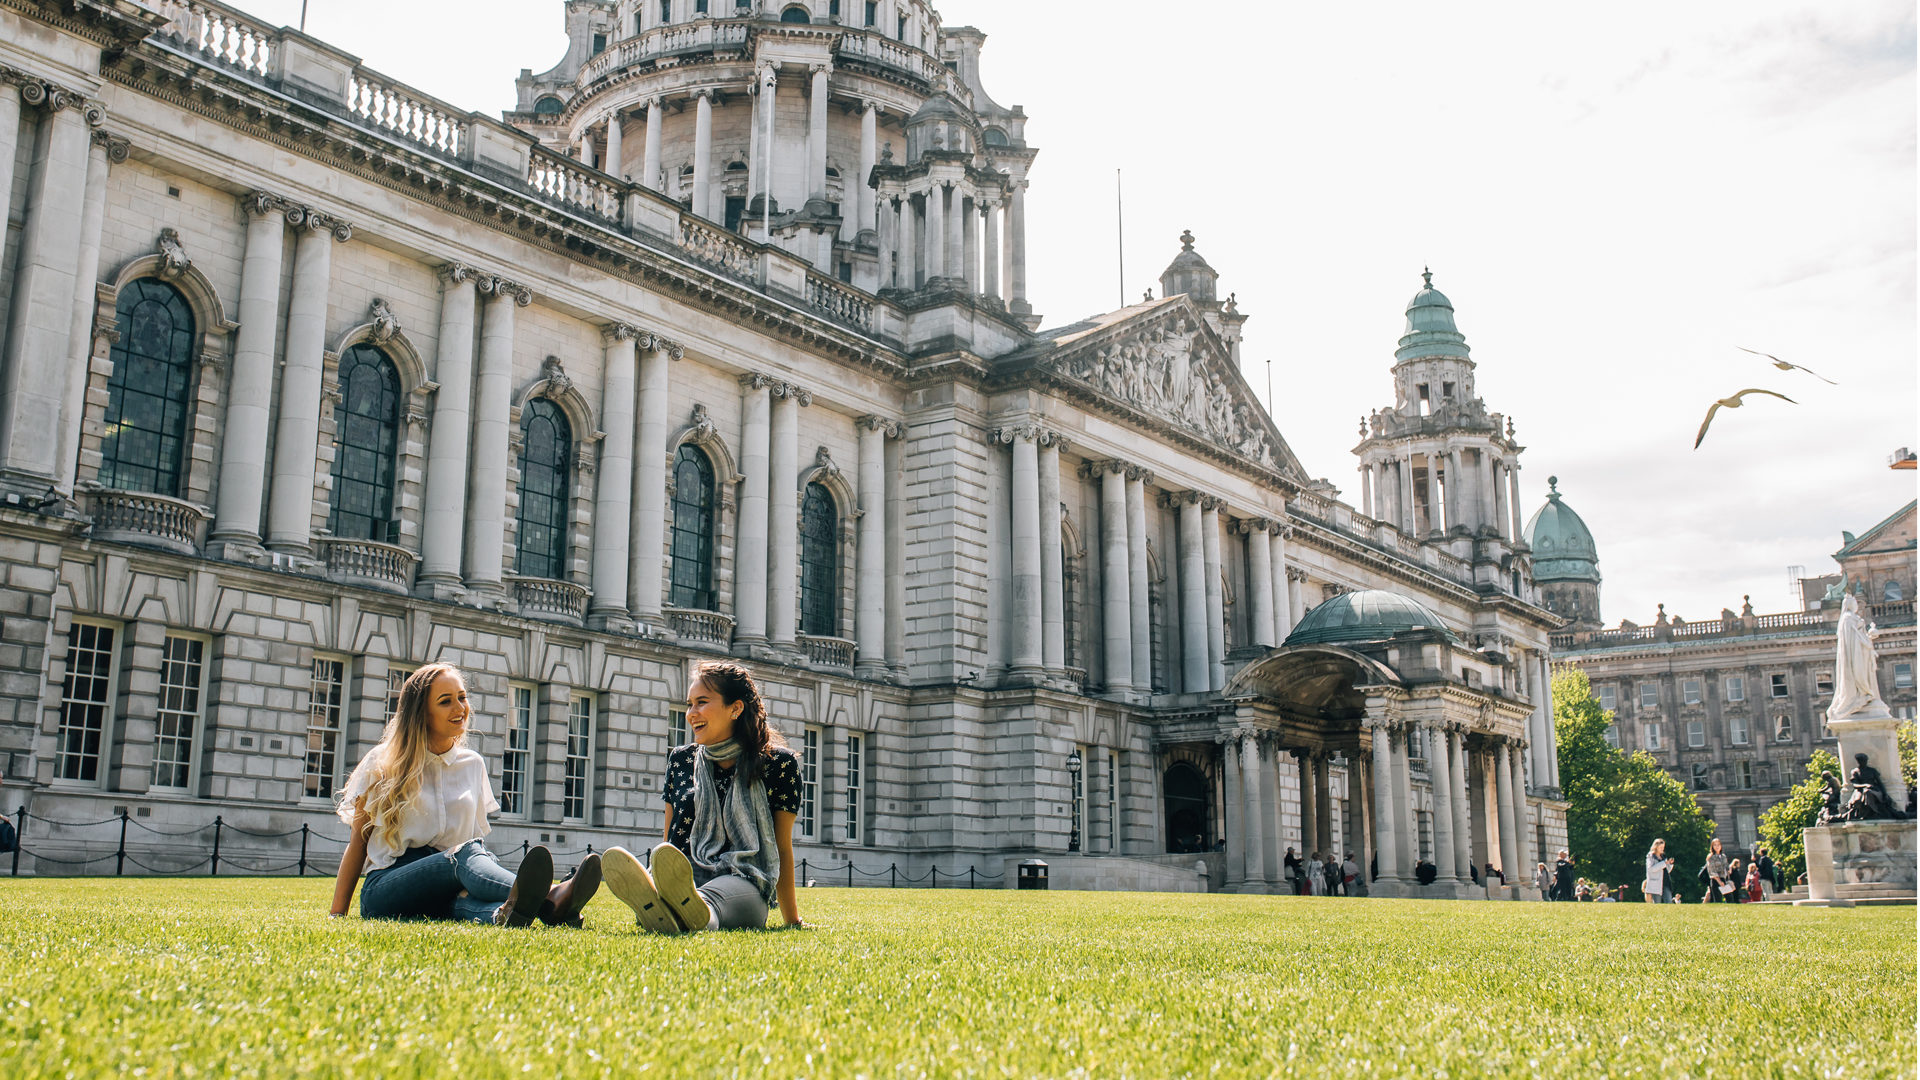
[[1828, 705, 1910, 812], [1797, 821, 1918, 907]]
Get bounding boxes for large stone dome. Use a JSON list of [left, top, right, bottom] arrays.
[[1395, 268, 1471, 363], [1284, 589, 1461, 646], [1524, 476, 1601, 584]]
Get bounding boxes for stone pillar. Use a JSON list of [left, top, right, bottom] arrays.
[[1399, 455, 1417, 533], [876, 195, 895, 287], [1097, 463, 1132, 695], [1427, 721, 1457, 883], [1296, 750, 1317, 859], [1270, 526, 1294, 642], [924, 183, 945, 281], [690, 93, 711, 217], [749, 65, 774, 213], [1508, 465, 1524, 541], [856, 102, 878, 239], [1445, 448, 1463, 531], [807, 66, 830, 206], [640, 100, 662, 192], [947, 185, 965, 281], [1494, 741, 1519, 886], [1449, 727, 1473, 882], [1369, 718, 1399, 885], [265, 212, 350, 553], [604, 112, 624, 179], [767, 382, 807, 648], [1221, 738, 1244, 889], [855, 415, 894, 678], [630, 336, 676, 624], [734, 374, 774, 646], [1314, 751, 1334, 859], [982, 200, 1001, 300], [1174, 494, 1208, 693], [1510, 741, 1533, 874], [211, 194, 292, 548], [1241, 734, 1267, 889], [589, 325, 639, 623], [1201, 502, 1224, 688], [1360, 464, 1374, 522], [0, 82, 20, 252], [883, 426, 906, 675], [1541, 654, 1560, 788], [463, 279, 530, 596], [416, 264, 479, 592], [55, 131, 115, 493], [1493, 461, 1511, 541], [899, 193, 919, 288], [1259, 741, 1283, 886], [1246, 520, 1275, 648], [1479, 450, 1497, 533], [1390, 723, 1415, 878], [0, 91, 92, 488], [1125, 470, 1152, 693], [961, 196, 978, 292], [1008, 180, 1029, 313], [1003, 425, 1044, 680], [577, 133, 595, 170], [1037, 432, 1066, 674], [1286, 565, 1307, 634]]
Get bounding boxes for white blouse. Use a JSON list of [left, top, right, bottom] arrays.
[[337, 745, 500, 872]]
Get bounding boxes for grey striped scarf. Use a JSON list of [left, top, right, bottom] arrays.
[[688, 739, 779, 906]]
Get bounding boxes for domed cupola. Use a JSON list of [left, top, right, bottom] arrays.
[[1395, 268, 1471, 363], [1524, 477, 1603, 628], [1159, 229, 1218, 303], [905, 94, 972, 160], [1284, 589, 1462, 647]]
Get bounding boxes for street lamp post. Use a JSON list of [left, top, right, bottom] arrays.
[[1067, 750, 1083, 853]]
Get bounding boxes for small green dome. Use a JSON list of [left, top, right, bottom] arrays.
[[1284, 589, 1461, 646], [1395, 268, 1471, 363], [1525, 476, 1601, 584]]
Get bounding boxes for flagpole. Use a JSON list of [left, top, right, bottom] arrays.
[[300, 0, 308, 32], [1115, 168, 1125, 308]]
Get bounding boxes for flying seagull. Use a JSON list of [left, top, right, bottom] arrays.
[[1738, 347, 1836, 385], [1695, 388, 1797, 449]]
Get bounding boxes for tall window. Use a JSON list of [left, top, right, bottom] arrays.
[[799, 482, 838, 636], [564, 695, 593, 821], [1729, 715, 1749, 746], [1737, 760, 1754, 789], [56, 623, 117, 783], [798, 727, 819, 839], [384, 666, 413, 724], [1682, 679, 1702, 705], [1643, 723, 1661, 751], [1691, 763, 1710, 791], [152, 635, 206, 791], [100, 279, 195, 495], [1638, 682, 1659, 709], [659, 0, 670, 23], [516, 399, 573, 580], [1603, 724, 1620, 749], [669, 707, 689, 749], [670, 445, 715, 609], [781, 5, 811, 23], [503, 685, 533, 818], [845, 732, 863, 844], [1726, 676, 1745, 702], [1896, 663, 1914, 689], [1596, 685, 1617, 712], [1815, 672, 1833, 696], [1734, 809, 1756, 844], [306, 658, 346, 799], [1685, 720, 1706, 749], [864, 0, 876, 25], [1107, 751, 1120, 854], [328, 345, 401, 542], [1775, 714, 1792, 741], [1769, 673, 1789, 699]]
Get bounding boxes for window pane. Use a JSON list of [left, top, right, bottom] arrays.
[[101, 281, 196, 495], [327, 345, 400, 541], [799, 482, 838, 636], [1682, 680, 1701, 705], [564, 696, 592, 821], [799, 728, 818, 839], [1686, 721, 1705, 748], [56, 624, 117, 783], [1727, 677, 1744, 702], [670, 446, 716, 610], [515, 399, 573, 580], [152, 636, 205, 790], [1639, 683, 1658, 708], [503, 686, 533, 817], [306, 659, 345, 799]]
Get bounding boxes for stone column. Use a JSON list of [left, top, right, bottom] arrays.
[[266, 212, 351, 553], [1037, 431, 1066, 674], [0, 81, 20, 249], [947, 184, 965, 281], [1314, 751, 1334, 859], [630, 335, 676, 624], [1097, 462, 1132, 696], [982, 200, 1001, 300], [1390, 724, 1415, 878], [577, 133, 595, 170], [1448, 727, 1473, 881], [1241, 734, 1267, 889], [463, 279, 530, 596], [1002, 425, 1044, 680], [1445, 447, 1463, 531], [899, 192, 919, 288], [876, 195, 895, 287], [856, 102, 878, 239], [604, 112, 624, 179], [734, 374, 774, 647], [416, 264, 479, 592], [0, 89, 92, 488], [1541, 654, 1560, 788], [55, 131, 116, 493], [1174, 494, 1208, 693], [1296, 750, 1317, 859], [807, 66, 830, 207], [767, 382, 807, 648], [749, 65, 775, 213], [589, 325, 639, 624], [883, 426, 906, 674], [1479, 450, 1496, 533], [1246, 520, 1276, 648], [1427, 721, 1457, 883], [1221, 738, 1244, 889], [1493, 460, 1511, 541], [1510, 741, 1533, 874], [690, 92, 712, 217], [640, 100, 663, 192], [1508, 465, 1523, 541], [211, 194, 292, 548], [855, 415, 895, 678], [961, 196, 978, 293], [924, 183, 945, 281], [1008, 180, 1028, 313], [1125, 470, 1152, 693], [1369, 718, 1399, 885], [1201, 501, 1224, 688], [1286, 566, 1307, 635], [1493, 741, 1519, 886], [1259, 741, 1283, 886], [1360, 464, 1374, 522], [1399, 455, 1417, 533], [1270, 526, 1294, 642]]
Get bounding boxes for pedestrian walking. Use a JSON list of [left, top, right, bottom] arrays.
[[1341, 852, 1360, 895], [1533, 861, 1551, 896], [1726, 857, 1746, 903], [1704, 838, 1732, 903], [1644, 838, 1677, 903], [328, 663, 599, 926], [1553, 850, 1577, 901], [1745, 860, 1765, 902], [1756, 847, 1778, 898]]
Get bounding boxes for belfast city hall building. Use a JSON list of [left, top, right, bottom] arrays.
[[0, 0, 1567, 895]]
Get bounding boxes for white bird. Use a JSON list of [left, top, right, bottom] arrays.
[[1695, 388, 1797, 449], [1739, 347, 1837, 385]]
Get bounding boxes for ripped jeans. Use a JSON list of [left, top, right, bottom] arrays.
[[359, 839, 517, 923]]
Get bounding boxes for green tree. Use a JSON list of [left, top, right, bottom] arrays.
[[1899, 719, 1916, 798], [1758, 748, 1842, 887], [1553, 667, 1716, 900]]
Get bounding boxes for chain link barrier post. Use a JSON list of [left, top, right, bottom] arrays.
[[210, 816, 222, 876], [298, 824, 310, 876], [116, 809, 129, 876]]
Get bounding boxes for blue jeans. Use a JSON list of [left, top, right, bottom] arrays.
[[360, 839, 517, 923]]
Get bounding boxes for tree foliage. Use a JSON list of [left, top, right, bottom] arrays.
[[1899, 720, 1916, 797], [1757, 748, 1842, 887], [1553, 667, 1716, 900]]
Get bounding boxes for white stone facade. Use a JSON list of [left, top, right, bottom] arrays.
[[0, 0, 1563, 893]]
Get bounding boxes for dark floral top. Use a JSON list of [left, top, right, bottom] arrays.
[[662, 744, 802, 856]]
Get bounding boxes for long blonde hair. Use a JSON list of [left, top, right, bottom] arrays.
[[339, 663, 467, 852]]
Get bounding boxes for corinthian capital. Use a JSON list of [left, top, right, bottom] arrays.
[[858, 414, 904, 439], [602, 323, 642, 344], [90, 130, 130, 163], [772, 381, 812, 406], [989, 423, 1040, 446], [1235, 517, 1274, 536], [300, 210, 354, 242], [240, 190, 296, 220], [480, 277, 534, 306]]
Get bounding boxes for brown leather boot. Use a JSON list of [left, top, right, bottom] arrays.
[[495, 845, 553, 928], [540, 852, 602, 927]]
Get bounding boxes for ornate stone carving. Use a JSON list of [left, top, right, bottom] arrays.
[[771, 380, 812, 406], [90, 129, 130, 163], [299, 209, 354, 243], [1286, 566, 1311, 583], [368, 299, 400, 344], [858, 414, 904, 438], [1057, 313, 1276, 467], [479, 277, 534, 306], [155, 228, 191, 280], [812, 446, 841, 479], [602, 323, 641, 345], [1235, 517, 1274, 536], [686, 403, 716, 441], [240, 190, 296, 220], [739, 371, 778, 392], [540, 355, 573, 397], [437, 262, 479, 287], [656, 337, 686, 360], [1076, 458, 1132, 480]]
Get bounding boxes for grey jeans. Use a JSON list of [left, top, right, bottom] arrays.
[[696, 872, 769, 930], [360, 839, 516, 923]]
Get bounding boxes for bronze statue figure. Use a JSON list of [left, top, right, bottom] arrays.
[[1817, 770, 1845, 825], [1838, 752, 1904, 822]]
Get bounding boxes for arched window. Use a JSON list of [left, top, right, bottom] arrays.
[[781, 5, 811, 23], [1887, 580, 1904, 602], [327, 344, 400, 542], [670, 445, 716, 610], [100, 279, 196, 495], [534, 96, 564, 116], [516, 398, 572, 580], [983, 127, 1010, 147], [799, 482, 838, 635]]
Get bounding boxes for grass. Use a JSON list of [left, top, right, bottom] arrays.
[[0, 879, 1911, 1079]]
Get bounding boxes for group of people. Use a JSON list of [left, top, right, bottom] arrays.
[[328, 659, 808, 933], [1282, 848, 1361, 895], [1640, 836, 1780, 904]]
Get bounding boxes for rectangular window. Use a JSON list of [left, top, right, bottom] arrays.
[[1896, 663, 1914, 689], [1639, 682, 1659, 709], [660, 0, 671, 23], [1686, 720, 1705, 748], [591, 32, 607, 55], [1107, 752, 1120, 853], [1603, 724, 1620, 749], [1770, 673, 1789, 699], [502, 685, 534, 818], [1815, 672, 1833, 695], [799, 727, 819, 840], [1729, 715, 1749, 746], [1691, 763, 1710, 791], [151, 635, 207, 791], [1643, 723, 1661, 751], [1738, 760, 1754, 789], [306, 657, 346, 799], [1596, 685, 1616, 712], [865, 0, 877, 26], [696, 0, 708, 11], [897, 14, 906, 38], [1406, 725, 1424, 760], [1734, 809, 1756, 845], [385, 666, 413, 724], [56, 623, 117, 783], [829, 0, 840, 18], [845, 732, 863, 843], [1682, 679, 1702, 705], [1776, 714, 1793, 742], [1726, 676, 1745, 702], [564, 696, 594, 822], [669, 707, 689, 750]]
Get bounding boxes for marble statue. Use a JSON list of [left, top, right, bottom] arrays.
[[1827, 593, 1887, 723]]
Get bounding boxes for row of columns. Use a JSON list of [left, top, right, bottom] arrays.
[[878, 181, 1024, 308], [1159, 493, 1299, 695], [1220, 734, 1347, 890], [1364, 447, 1523, 540]]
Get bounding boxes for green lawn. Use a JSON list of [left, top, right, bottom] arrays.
[[0, 879, 1911, 1078]]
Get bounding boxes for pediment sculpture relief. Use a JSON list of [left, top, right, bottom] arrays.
[[1061, 318, 1277, 467]]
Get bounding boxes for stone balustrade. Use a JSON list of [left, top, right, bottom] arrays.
[[665, 607, 734, 649], [84, 488, 207, 555], [806, 272, 876, 333], [509, 576, 591, 624], [315, 537, 418, 595], [527, 144, 622, 223], [576, 21, 751, 88], [678, 216, 758, 283], [154, 0, 276, 78], [798, 633, 857, 671], [346, 71, 467, 158]]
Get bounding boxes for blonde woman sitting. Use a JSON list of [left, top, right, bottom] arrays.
[[328, 663, 601, 926]]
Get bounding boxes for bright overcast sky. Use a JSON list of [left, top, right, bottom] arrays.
[[238, 0, 1916, 625]]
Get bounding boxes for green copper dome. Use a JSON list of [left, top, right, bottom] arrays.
[[1395, 268, 1472, 363], [1524, 476, 1602, 584], [1284, 589, 1461, 646]]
